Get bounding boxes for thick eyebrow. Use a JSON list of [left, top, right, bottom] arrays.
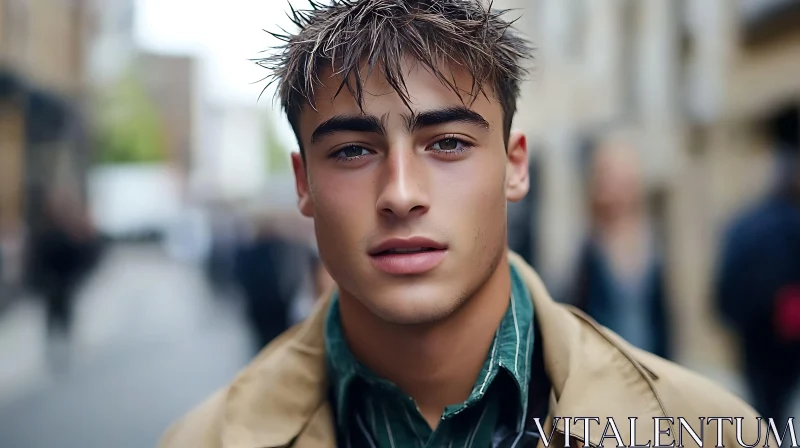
[[310, 114, 386, 143], [404, 106, 491, 132]]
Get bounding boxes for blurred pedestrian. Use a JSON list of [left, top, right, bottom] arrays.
[[203, 207, 243, 297], [569, 130, 672, 359], [288, 252, 335, 326], [715, 104, 800, 423], [28, 187, 104, 368], [233, 214, 317, 353]]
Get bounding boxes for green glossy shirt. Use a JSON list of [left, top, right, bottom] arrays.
[[325, 265, 534, 447]]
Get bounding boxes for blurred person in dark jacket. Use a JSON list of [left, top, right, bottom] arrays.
[[28, 187, 103, 367], [234, 215, 318, 354], [715, 104, 800, 424], [570, 130, 672, 360], [288, 252, 336, 326], [204, 207, 245, 297]]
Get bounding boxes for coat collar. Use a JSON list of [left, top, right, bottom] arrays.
[[220, 251, 668, 448]]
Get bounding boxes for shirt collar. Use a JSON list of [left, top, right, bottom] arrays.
[[324, 264, 535, 433], [492, 264, 535, 420], [323, 295, 370, 429]]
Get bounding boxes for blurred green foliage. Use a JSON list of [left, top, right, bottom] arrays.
[[94, 72, 166, 164]]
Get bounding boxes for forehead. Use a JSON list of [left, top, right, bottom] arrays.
[[296, 57, 502, 137]]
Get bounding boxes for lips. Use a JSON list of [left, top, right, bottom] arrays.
[[381, 247, 436, 254], [368, 237, 448, 275], [368, 237, 447, 256]]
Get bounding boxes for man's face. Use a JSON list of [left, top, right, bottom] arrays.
[[292, 57, 529, 325]]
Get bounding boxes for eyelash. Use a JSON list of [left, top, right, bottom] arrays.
[[330, 135, 473, 163], [429, 135, 473, 156]]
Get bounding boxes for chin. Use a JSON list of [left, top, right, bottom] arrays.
[[363, 284, 467, 325]]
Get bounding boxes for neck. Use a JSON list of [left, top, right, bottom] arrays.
[[338, 256, 512, 429]]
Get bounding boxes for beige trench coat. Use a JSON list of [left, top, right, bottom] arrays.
[[159, 252, 767, 448]]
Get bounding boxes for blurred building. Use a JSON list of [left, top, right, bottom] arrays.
[[138, 52, 197, 185], [676, 0, 800, 375], [0, 0, 199, 284], [496, 0, 800, 379], [0, 0, 94, 289], [84, 0, 137, 88], [192, 105, 269, 204], [81, 0, 200, 241], [86, 51, 199, 241]]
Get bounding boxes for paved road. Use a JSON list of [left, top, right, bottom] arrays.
[[0, 243, 254, 448]]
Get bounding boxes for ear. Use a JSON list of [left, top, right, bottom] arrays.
[[506, 130, 530, 202], [292, 152, 314, 217]]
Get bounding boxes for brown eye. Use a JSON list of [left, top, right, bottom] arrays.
[[430, 138, 467, 152], [336, 146, 370, 158], [437, 139, 459, 150]]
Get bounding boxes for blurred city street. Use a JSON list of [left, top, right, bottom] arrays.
[[1, 0, 800, 444], [0, 243, 253, 448]]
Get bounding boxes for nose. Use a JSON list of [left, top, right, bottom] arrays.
[[376, 146, 430, 220]]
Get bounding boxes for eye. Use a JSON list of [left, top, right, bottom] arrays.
[[429, 137, 470, 153], [333, 145, 371, 160]]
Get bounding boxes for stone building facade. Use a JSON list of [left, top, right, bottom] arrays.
[[495, 0, 800, 385]]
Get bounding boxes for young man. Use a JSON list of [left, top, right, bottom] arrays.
[[160, 1, 763, 447]]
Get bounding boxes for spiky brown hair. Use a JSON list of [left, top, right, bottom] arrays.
[[257, 0, 533, 150]]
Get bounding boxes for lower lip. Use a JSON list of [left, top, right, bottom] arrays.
[[369, 250, 447, 275]]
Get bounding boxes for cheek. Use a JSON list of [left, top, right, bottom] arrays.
[[308, 169, 374, 243], [433, 157, 507, 229]]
